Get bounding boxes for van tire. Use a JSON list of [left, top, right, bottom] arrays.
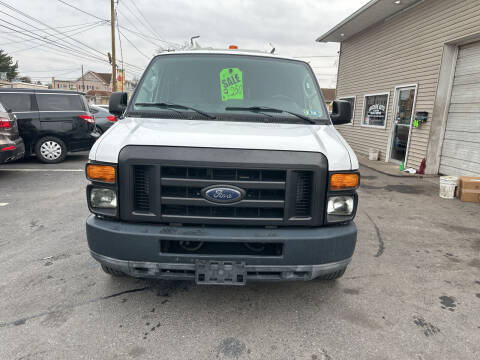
[[35, 136, 67, 163], [101, 264, 125, 277], [314, 268, 346, 281]]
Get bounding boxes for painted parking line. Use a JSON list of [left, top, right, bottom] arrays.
[[0, 169, 83, 172], [0, 203, 8, 207]]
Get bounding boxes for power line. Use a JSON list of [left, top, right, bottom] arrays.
[[128, 0, 164, 43], [56, 0, 107, 21], [0, 19, 107, 63], [0, 1, 108, 59], [17, 67, 79, 73], [7, 22, 106, 53], [0, 20, 102, 35], [116, 9, 159, 48], [120, 1, 153, 39], [1, 22, 141, 76], [118, 28, 150, 60], [0, 10, 143, 72], [123, 0, 178, 48], [57, 0, 177, 47], [2, 0, 144, 77]]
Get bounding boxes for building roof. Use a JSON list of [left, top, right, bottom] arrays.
[[316, 0, 422, 43], [321, 88, 336, 102], [93, 72, 112, 85]]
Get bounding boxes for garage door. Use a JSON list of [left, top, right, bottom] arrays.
[[439, 41, 480, 176]]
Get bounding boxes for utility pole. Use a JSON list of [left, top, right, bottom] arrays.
[[110, 0, 117, 92], [81, 65, 85, 92]]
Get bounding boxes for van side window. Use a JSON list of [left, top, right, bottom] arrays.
[[36, 94, 84, 112], [0, 93, 35, 112]]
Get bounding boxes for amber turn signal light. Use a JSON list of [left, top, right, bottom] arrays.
[[330, 173, 359, 190], [86, 164, 116, 183]]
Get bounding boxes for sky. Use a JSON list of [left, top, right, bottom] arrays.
[[0, 0, 369, 87]]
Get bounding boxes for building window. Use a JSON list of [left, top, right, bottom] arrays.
[[362, 92, 389, 128], [338, 96, 356, 125]]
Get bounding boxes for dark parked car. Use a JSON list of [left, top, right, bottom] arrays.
[[0, 100, 25, 163], [0, 89, 98, 163], [89, 104, 117, 133]]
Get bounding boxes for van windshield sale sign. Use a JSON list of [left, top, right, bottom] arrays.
[[220, 68, 244, 101]]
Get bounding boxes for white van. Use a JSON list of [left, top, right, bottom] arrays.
[[85, 49, 359, 285]]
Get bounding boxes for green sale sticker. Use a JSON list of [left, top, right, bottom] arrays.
[[220, 68, 243, 101]]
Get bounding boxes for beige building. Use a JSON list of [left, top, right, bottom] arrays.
[[52, 71, 112, 92], [317, 0, 480, 176], [0, 80, 48, 89]]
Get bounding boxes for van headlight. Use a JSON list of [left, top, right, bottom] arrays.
[[327, 196, 354, 222], [90, 188, 117, 208]]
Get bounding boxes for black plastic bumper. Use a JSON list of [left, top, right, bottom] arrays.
[[0, 138, 25, 163], [86, 215, 357, 281]]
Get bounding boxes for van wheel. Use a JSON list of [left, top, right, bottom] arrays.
[[35, 136, 67, 163], [314, 268, 346, 281], [101, 264, 125, 277]]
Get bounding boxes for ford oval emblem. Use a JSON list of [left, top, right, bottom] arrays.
[[202, 185, 245, 204]]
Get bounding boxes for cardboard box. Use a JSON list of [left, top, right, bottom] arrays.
[[458, 176, 480, 203]]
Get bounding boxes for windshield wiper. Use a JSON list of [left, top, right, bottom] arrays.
[[134, 102, 216, 119], [225, 106, 317, 124]]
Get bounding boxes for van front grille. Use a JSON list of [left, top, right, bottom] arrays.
[[119, 146, 328, 226], [294, 171, 313, 217], [134, 165, 151, 212], [159, 166, 286, 223]]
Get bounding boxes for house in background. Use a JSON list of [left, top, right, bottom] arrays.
[[321, 88, 336, 112], [52, 71, 113, 104], [52, 71, 112, 92], [317, 0, 480, 176]]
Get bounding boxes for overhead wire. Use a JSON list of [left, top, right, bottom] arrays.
[[1, 22, 141, 77], [0, 1, 143, 71], [7, 22, 106, 54], [127, 0, 163, 42], [57, 0, 178, 45], [116, 9, 161, 49]]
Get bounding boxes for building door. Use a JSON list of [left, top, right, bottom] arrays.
[[389, 85, 417, 163], [439, 41, 480, 176]]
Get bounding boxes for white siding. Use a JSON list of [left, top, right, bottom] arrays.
[[335, 0, 480, 169], [439, 41, 480, 176]]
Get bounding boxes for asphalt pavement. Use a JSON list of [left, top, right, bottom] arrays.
[[0, 154, 479, 360]]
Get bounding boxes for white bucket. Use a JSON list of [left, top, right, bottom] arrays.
[[439, 176, 458, 199], [368, 149, 379, 161]]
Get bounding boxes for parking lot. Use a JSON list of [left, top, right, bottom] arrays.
[[0, 154, 479, 360]]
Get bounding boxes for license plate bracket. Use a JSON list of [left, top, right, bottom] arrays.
[[195, 260, 246, 285]]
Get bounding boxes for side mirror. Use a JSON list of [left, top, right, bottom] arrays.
[[109, 92, 128, 117], [330, 100, 352, 125]]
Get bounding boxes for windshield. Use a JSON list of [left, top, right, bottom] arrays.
[[130, 53, 328, 122]]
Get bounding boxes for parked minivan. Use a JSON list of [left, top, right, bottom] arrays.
[[0, 89, 98, 163], [0, 100, 25, 163]]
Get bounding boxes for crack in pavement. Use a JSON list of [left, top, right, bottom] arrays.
[[365, 212, 385, 257], [0, 286, 150, 329]]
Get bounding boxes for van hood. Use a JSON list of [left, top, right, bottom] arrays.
[[90, 117, 358, 171]]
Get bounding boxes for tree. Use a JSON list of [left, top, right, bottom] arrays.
[[0, 49, 19, 81]]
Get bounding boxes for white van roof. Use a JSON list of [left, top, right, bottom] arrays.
[[155, 49, 304, 63]]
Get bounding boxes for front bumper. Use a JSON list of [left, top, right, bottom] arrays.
[[86, 215, 357, 281]]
